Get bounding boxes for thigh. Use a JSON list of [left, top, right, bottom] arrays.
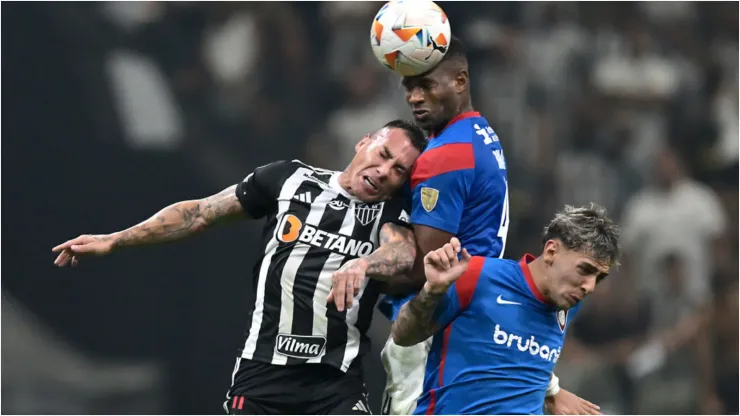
[[380, 335, 431, 415]]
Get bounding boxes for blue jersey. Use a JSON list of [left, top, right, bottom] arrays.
[[415, 255, 582, 415], [377, 111, 509, 320]]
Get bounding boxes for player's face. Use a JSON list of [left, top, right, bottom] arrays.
[[348, 128, 420, 202], [544, 241, 610, 309], [402, 66, 465, 133]]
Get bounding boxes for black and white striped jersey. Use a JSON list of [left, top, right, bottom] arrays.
[[234, 160, 411, 372]]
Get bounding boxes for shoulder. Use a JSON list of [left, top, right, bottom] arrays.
[[265, 159, 339, 182], [463, 256, 519, 283], [480, 257, 520, 276], [412, 140, 476, 189], [249, 160, 304, 177], [679, 180, 719, 201], [431, 121, 476, 147], [290, 159, 338, 175]]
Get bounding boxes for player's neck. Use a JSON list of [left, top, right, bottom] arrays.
[[527, 256, 551, 304], [336, 171, 354, 196], [430, 104, 476, 137]]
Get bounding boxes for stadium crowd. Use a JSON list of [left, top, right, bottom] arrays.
[[3, 2, 737, 414]]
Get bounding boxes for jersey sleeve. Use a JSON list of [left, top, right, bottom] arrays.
[[377, 196, 412, 237], [235, 160, 293, 219], [410, 143, 475, 234], [433, 256, 486, 328]]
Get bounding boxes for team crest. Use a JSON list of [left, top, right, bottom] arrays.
[[420, 187, 439, 212], [355, 203, 381, 226], [556, 310, 568, 333]]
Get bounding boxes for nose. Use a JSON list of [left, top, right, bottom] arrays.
[[376, 161, 392, 179], [580, 276, 597, 295], [406, 86, 425, 106]]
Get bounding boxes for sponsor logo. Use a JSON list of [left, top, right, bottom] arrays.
[[352, 399, 370, 413], [293, 191, 313, 204], [276, 214, 374, 257], [496, 294, 521, 305], [420, 187, 439, 212], [328, 200, 348, 210], [277, 214, 303, 243], [493, 324, 561, 363], [275, 334, 326, 359]]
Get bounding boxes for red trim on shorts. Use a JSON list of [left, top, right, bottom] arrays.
[[426, 325, 454, 414]]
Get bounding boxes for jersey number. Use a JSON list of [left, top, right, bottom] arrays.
[[498, 179, 510, 258]]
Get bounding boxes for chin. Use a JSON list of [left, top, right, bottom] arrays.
[[414, 117, 435, 130]]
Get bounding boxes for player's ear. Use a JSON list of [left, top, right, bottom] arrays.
[[453, 68, 468, 94], [355, 135, 372, 153], [543, 239, 559, 266]]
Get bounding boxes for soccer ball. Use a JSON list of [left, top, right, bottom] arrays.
[[370, 0, 451, 77]]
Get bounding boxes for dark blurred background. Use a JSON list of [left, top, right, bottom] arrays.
[[2, 1, 737, 414]]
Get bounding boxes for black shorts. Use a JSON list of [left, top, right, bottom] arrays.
[[224, 358, 371, 415]]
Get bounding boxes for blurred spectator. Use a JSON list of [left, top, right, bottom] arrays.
[[3, 2, 737, 414], [322, 61, 404, 168], [621, 146, 726, 309], [562, 274, 652, 414], [591, 20, 681, 177]]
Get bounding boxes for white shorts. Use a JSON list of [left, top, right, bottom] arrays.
[[380, 335, 433, 415]]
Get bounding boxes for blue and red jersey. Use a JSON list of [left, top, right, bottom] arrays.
[[378, 111, 509, 320], [415, 255, 582, 415]]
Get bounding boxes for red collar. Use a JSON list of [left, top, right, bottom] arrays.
[[519, 254, 547, 304], [428, 111, 481, 139]]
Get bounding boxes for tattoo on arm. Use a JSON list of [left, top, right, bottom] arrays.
[[113, 185, 245, 248], [391, 286, 445, 346], [363, 223, 416, 281]]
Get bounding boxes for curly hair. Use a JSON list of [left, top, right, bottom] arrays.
[[542, 203, 621, 267]]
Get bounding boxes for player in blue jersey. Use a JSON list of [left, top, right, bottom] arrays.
[[373, 36, 595, 415], [375, 34, 512, 416], [327, 36, 597, 414], [391, 204, 620, 415]]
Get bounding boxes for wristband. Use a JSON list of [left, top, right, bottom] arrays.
[[546, 373, 561, 397]]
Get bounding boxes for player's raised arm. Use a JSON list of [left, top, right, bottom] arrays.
[[407, 141, 476, 282], [52, 185, 246, 267], [392, 238, 476, 346], [52, 160, 289, 267]]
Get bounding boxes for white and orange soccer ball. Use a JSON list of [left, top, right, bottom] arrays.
[[370, 0, 451, 77]]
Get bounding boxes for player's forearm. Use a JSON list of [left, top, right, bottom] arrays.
[[111, 200, 213, 248], [363, 241, 416, 281], [391, 284, 443, 346], [112, 185, 244, 248]]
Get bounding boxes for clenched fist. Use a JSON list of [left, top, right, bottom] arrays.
[[423, 237, 471, 295]]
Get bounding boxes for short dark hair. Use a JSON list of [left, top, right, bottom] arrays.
[[382, 119, 427, 152], [439, 35, 468, 67], [542, 203, 621, 267]]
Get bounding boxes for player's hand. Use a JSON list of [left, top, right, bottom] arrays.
[[544, 389, 601, 415], [327, 258, 368, 312], [52, 234, 116, 267], [423, 237, 471, 295]]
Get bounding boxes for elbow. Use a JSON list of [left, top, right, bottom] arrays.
[[402, 246, 416, 273], [390, 326, 415, 347], [391, 331, 411, 347]]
